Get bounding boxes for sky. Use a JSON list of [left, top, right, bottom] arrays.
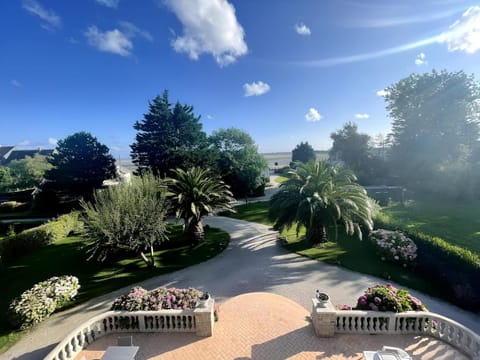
[[1, 0, 480, 158]]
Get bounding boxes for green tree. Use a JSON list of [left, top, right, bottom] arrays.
[[0, 167, 13, 192], [131, 90, 209, 176], [81, 173, 169, 267], [330, 123, 370, 171], [292, 142, 316, 164], [8, 154, 53, 190], [209, 128, 268, 198], [269, 160, 374, 245], [385, 70, 480, 197], [46, 132, 116, 191], [167, 167, 235, 245]]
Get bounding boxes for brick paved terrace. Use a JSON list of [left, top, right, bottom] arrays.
[[75, 293, 467, 360]]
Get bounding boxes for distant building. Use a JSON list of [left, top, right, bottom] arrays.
[[0, 146, 54, 165]]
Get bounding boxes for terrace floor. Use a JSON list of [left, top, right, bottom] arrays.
[[75, 293, 467, 360]]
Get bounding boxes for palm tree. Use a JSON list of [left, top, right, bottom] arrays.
[[168, 167, 235, 245], [269, 160, 374, 245]]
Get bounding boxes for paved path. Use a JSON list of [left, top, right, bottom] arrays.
[[3, 216, 480, 360]]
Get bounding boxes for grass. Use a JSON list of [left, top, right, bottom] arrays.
[[229, 201, 442, 300], [380, 198, 480, 254], [0, 225, 229, 353], [275, 176, 288, 184]]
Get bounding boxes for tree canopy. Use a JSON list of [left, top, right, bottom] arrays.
[[209, 128, 268, 198], [130, 90, 208, 176], [329, 122, 385, 184], [385, 70, 480, 197], [292, 141, 316, 164], [45, 131, 116, 192]]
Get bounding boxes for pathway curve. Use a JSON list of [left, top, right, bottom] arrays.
[[3, 216, 480, 360]]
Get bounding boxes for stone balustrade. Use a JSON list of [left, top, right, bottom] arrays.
[[311, 298, 480, 359], [44, 298, 214, 360]]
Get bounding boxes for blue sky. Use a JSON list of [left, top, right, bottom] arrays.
[[1, 0, 480, 158]]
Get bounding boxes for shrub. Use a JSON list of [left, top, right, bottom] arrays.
[[82, 174, 169, 267], [355, 283, 427, 313], [369, 229, 417, 268], [0, 212, 82, 262], [111, 287, 205, 311], [8, 275, 80, 329], [375, 217, 480, 310]]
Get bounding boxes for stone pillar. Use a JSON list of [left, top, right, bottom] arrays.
[[311, 298, 336, 337], [194, 298, 214, 337]]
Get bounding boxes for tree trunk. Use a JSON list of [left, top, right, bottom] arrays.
[[188, 220, 205, 246], [139, 250, 156, 268], [308, 221, 328, 245]]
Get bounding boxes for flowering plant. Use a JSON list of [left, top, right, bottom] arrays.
[[8, 275, 80, 329], [111, 287, 206, 311], [335, 304, 352, 310], [369, 229, 417, 267], [355, 283, 427, 313]]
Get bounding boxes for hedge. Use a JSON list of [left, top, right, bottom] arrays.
[[0, 212, 83, 263], [375, 217, 480, 310]]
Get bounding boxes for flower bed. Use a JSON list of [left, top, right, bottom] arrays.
[[369, 229, 417, 267], [8, 275, 80, 329], [355, 283, 427, 312], [111, 287, 205, 311]]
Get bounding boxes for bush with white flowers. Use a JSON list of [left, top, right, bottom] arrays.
[[8, 275, 80, 329], [369, 229, 417, 268]]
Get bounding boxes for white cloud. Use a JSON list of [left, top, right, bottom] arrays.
[[11, 80, 22, 87], [305, 108, 322, 122], [415, 52, 427, 65], [376, 89, 390, 97], [18, 140, 31, 146], [295, 22, 311, 36], [22, 0, 61, 30], [85, 26, 133, 56], [165, 0, 248, 66], [207, 114, 214, 120], [354, 113, 370, 119], [48, 137, 58, 146], [438, 6, 480, 53], [95, 0, 120, 8], [119, 21, 154, 42], [243, 81, 271, 97]]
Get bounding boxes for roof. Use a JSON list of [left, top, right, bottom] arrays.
[[2, 149, 54, 164], [0, 146, 14, 160]]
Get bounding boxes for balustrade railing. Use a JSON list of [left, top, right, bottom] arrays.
[[329, 307, 480, 358], [44, 299, 214, 360]]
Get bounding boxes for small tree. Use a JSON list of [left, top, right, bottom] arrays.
[[81, 173, 169, 267], [270, 160, 374, 245], [292, 142, 316, 164], [168, 167, 235, 245], [8, 154, 53, 190]]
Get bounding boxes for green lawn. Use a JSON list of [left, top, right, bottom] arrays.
[[0, 225, 229, 353], [275, 176, 288, 184], [380, 199, 480, 254], [229, 201, 440, 298]]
